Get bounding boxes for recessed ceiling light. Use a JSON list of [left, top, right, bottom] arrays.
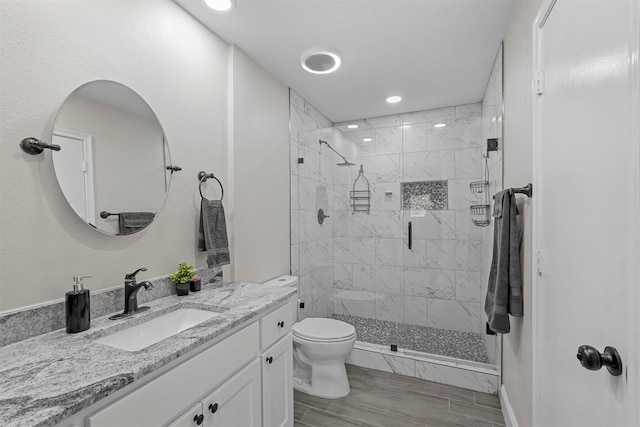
[[301, 50, 342, 74], [362, 137, 373, 142], [204, 0, 235, 11], [347, 124, 359, 129], [434, 123, 447, 128], [386, 96, 402, 104]]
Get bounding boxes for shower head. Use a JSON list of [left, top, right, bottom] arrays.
[[319, 139, 355, 167]]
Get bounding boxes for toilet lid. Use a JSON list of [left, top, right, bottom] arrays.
[[293, 318, 356, 341]]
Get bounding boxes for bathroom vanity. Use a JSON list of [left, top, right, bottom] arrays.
[[0, 280, 296, 427]]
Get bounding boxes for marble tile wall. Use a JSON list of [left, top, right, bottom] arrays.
[[332, 103, 486, 335], [290, 90, 335, 319], [480, 45, 504, 366]]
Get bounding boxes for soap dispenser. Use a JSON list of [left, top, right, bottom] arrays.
[[66, 275, 91, 333]]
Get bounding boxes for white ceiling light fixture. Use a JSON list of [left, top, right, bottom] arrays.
[[301, 49, 342, 75], [434, 123, 447, 128], [204, 0, 235, 12], [386, 95, 402, 104], [362, 137, 373, 142], [347, 124, 359, 129]]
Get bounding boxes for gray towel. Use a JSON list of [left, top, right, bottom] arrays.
[[198, 198, 230, 268], [484, 189, 523, 334], [118, 212, 154, 235]]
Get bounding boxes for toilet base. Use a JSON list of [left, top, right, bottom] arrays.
[[293, 362, 351, 399]]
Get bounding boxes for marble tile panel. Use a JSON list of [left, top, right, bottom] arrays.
[[403, 210, 456, 240], [290, 105, 321, 133], [401, 123, 428, 152], [333, 184, 352, 211], [403, 296, 428, 327], [373, 265, 402, 294], [402, 107, 455, 125], [375, 238, 403, 266], [448, 179, 483, 210], [319, 151, 335, 182], [342, 130, 377, 157], [415, 361, 498, 394], [334, 237, 376, 264], [334, 119, 373, 133], [376, 293, 404, 323], [455, 210, 483, 241], [334, 290, 378, 318], [334, 263, 353, 289], [403, 239, 427, 267], [290, 89, 306, 112], [299, 239, 332, 276], [300, 209, 332, 242], [290, 140, 300, 173], [353, 264, 374, 292], [291, 176, 299, 211], [427, 117, 482, 151], [402, 180, 448, 210], [403, 150, 455, 182], [366, 114, 402, 129], [455, 271, 482, 303], [352, 210, 401, 238], [291, 210, 299, 245], [315, 294, 334, 318], [372, 182, 400, 211], [291, 243, 299, 276], [297, 176, 319, 211], [426, 240, 482, 271], [454, 147, 483, 179], [375, 126, 403, 155], [403, 268, 456, 299], [333, 210, 352, 238], [428, 299, 482, 334], [455, 103, 482, 119], [347, 347, 416, 376], [298, 147, 321, 181], [358, 154, 401, 183], [333, 161, 355, 185]]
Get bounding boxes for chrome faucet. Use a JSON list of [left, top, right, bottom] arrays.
[[124, 268, 153, 314]]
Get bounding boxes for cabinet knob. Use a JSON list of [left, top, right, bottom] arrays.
[[277, 321, 285, 328], [193, 414, 204, 425], [266, 356, 273, 364], [209, 403, 219, 413]]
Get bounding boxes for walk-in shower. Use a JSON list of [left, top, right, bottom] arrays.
[[289, 46, 504, 393]]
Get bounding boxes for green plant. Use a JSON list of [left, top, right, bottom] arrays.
[[170, 262, 195, 284]]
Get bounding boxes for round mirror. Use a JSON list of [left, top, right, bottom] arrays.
[[52, 80, 172, 235]]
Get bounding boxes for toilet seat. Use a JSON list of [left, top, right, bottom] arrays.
[[293, 318, 356, 342]]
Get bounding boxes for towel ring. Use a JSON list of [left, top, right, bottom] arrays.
[[198, 171, 224, 200]]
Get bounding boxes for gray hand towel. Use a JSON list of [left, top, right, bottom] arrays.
[[198, 198, 230, 268], [484, 189, 523, 334], [118, 212, 155, 235]]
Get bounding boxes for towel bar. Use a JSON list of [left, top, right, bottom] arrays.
[[493, 183, 533, 199], [198, 171, 224, 200]]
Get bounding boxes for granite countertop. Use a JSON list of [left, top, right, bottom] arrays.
[[0, 280, 296, 427]]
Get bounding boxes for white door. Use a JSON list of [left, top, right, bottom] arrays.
[[534, 1, 639, 426], [261, 335, 293, 427]]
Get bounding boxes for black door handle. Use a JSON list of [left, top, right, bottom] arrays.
[[577, 345, 623, 376], [408, 221, 412, 250]]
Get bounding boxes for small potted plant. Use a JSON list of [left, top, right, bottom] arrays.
[[190, 274, 201, 292], [170, 262, 195, 296]]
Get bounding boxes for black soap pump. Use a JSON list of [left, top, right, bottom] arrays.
[[66, 275, 91, 333]]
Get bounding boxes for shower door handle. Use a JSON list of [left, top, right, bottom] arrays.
[[408, 221, 412, 250]]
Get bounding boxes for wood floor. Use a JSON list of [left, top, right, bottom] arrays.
[[294, 364, 505, 427]]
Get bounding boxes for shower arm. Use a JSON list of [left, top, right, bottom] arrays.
[[319, 139, 350, 164]]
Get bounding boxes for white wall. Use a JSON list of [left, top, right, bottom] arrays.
[[0, 0, 292, 312], [501, 0, 542, 425], [229, 46, 290, 283]]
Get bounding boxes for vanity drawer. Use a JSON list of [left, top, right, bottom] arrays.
[[260, 303, 292, 350]]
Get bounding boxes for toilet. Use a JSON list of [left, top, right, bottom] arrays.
[[262, 275, 356, 399]]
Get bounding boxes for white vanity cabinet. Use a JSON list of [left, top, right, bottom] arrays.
[[168, 359, 261, 427], [259, 302, 294, 427]]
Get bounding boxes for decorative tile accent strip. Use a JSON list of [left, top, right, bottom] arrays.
[[333, 314, 489, 364], [0, 267, 222, 347], [402, 180, 448, 210]]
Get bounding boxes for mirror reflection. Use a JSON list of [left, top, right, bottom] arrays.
[[52, 80, 171, 235]]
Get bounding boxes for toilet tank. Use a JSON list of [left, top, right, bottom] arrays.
[[262, 275, 298, 322]]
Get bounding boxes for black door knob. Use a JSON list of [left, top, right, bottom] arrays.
[[209, 403, 218, 413], [577, 345, 623, 376], [266, 356, 273, 364], [277, 321, 285, 328], [193, 414, 204, 425]]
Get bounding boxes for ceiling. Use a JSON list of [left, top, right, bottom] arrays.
[[174, 0, 515, 123]]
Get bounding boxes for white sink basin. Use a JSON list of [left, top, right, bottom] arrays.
[[94, 308, 220, 352]]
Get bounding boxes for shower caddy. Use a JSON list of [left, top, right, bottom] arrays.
[[350, 164, 371, 214]]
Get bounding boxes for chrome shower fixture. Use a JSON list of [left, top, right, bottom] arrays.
[[319, 139, 356, 166]]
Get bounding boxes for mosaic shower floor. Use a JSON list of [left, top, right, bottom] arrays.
[[332, 314, 490, 364]]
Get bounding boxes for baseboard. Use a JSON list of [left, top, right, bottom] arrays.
[[500, 384, 518, 427]]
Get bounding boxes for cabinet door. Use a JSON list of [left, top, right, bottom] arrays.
[[203, 359, 261, 427], [262, 334, 293, 427], [166, 403, 203, 427]]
